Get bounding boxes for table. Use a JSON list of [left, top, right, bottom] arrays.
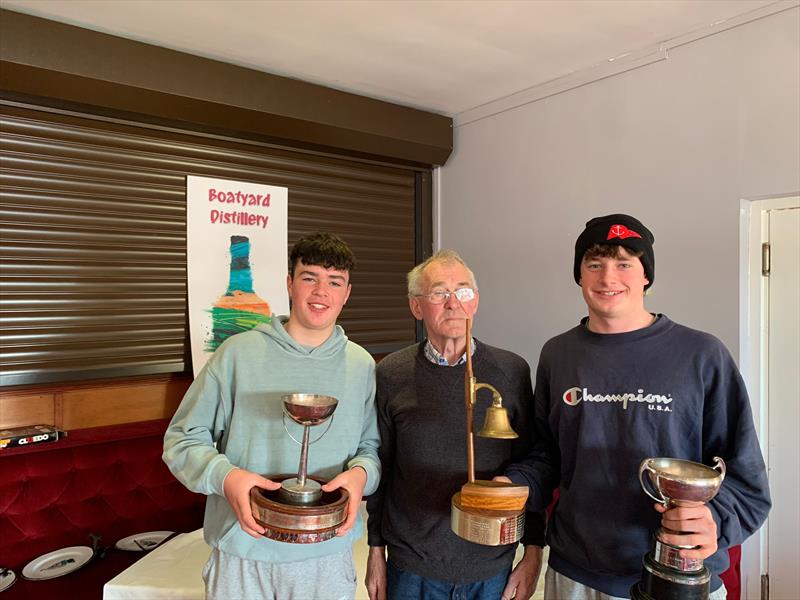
[[102, 509, 381, 600], [103, 529, 209, 600]]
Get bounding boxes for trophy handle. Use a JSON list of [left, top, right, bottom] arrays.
[[282, 412, 336, 446], [711, 456, 726, 482], [639, 459, 668, 505]]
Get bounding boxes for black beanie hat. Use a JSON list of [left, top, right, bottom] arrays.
[[573, 214, 655, 289]]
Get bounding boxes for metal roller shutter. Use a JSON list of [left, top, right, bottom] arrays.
[[0, 103, 419, 386]]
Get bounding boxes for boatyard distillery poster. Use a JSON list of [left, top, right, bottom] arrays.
[[186, 175, 288, 376]]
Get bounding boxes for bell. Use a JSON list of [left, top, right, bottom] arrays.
[[477, 406, 518, 439]]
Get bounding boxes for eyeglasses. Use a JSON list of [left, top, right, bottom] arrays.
[[414, 287, 476, 305]]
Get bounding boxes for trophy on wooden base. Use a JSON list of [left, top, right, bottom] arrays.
[[250, 393, 349, 543], [631, 457, 726, 600], [450, 319, 529, 546]]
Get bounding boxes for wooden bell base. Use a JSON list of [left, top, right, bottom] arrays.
[[250, 474, 349, 544], [459, 480, 529, 511], [451, 491, 525, 546]]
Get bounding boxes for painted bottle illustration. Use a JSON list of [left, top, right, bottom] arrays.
[[206, 235, 272, 352]]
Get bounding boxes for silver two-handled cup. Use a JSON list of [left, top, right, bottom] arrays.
[[639, 457, 725, 572], [639, 457, 726, 506], [631, 457, 726, 600]]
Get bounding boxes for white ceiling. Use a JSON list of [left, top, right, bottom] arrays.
[[0, 0, 779, 116]]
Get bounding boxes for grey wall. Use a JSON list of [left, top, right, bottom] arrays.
[[438, 8, 799, 366]]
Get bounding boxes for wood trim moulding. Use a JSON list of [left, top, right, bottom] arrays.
[[0, 9, 453, 167]]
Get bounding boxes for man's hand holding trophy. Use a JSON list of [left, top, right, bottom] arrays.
[[631, 457, 726, 600]]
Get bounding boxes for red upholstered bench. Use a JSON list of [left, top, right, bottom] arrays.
[[0, 419, 205, 599]]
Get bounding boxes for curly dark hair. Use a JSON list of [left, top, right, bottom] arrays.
[[582, 243, 644, 261], [288, 232, 356, 277]]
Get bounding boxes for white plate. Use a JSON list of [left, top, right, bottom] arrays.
[[0, 568, 16, 593], [115, 531, 175, 552], [21, 546, 93, 580]]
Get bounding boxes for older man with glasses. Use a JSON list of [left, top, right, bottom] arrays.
[[365, 250, 545, 600]]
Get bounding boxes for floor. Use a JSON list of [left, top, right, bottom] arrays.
[[352, 504, 547, 600]]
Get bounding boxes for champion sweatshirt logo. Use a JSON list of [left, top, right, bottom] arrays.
[[562, 387, 673, 412]]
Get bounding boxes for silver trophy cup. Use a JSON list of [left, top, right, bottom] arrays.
[[249, 393, 349, 543], [278, 393, 338, 504], [631, 457, 726, 600]]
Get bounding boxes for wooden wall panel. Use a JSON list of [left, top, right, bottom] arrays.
[[0, 375, 191, 430], [0, 393, 55, 428], [60, 378, 191, 429]]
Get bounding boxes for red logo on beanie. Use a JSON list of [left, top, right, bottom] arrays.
[[607, 224, 642, 240]]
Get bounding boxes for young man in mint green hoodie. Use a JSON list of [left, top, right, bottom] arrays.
[[164, 232, 380, 600]]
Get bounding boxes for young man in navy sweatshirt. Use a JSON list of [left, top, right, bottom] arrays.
[[501, 214, 770, 600]]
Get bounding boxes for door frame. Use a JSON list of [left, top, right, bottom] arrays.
[[739, 193, 799, 599]]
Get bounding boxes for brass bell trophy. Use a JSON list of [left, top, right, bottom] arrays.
[[631, 457, 726, 600], [450, 318, 529, 546], [250, 393, 349, 543]]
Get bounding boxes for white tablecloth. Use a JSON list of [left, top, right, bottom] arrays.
[[103, 529, 209, 600], [101, 506, 534, 600]]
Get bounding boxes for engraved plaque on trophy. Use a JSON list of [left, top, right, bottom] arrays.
[[631, 457, 726, 600], [250, 394, 348, 543]]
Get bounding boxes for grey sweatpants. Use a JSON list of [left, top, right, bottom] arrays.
[[203, 547, 357, 600], [545, 567, 728, 600]]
